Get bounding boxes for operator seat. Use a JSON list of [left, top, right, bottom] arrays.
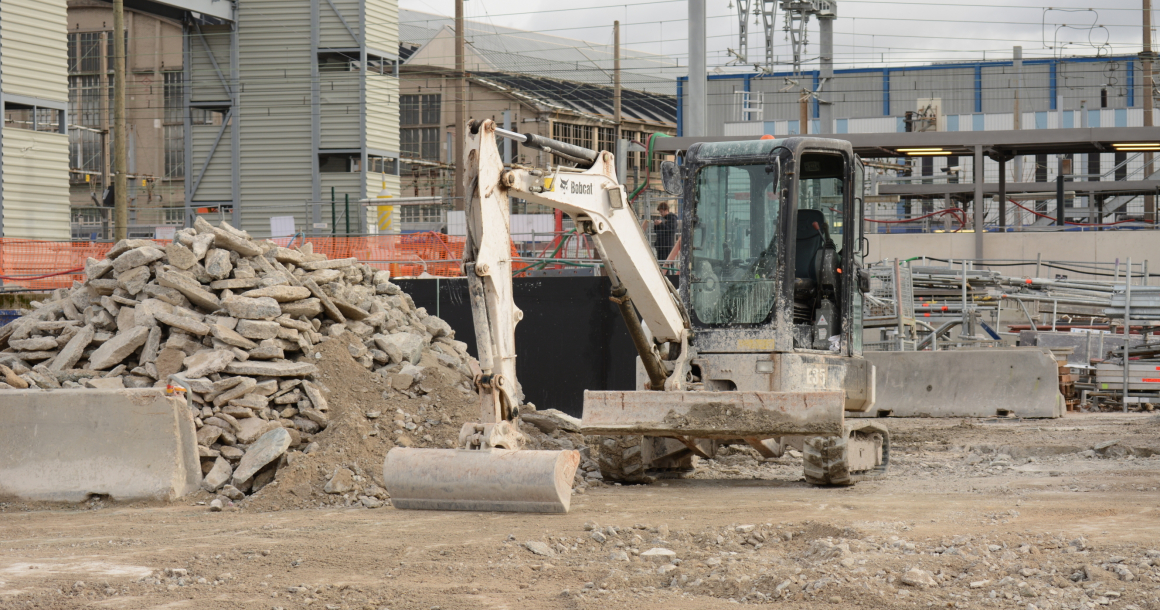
[[794, 209, 827, 282]]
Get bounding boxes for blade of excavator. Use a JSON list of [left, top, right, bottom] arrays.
[[382, 448, 581, 513]]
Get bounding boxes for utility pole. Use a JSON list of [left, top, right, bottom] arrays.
[[453, 0, 466, 210], [687, 0, 706, 137], [1144, 0, 1155, 223], [817, 9, 835, 133], [1012, 46, 1022, 185], [613, 21, 621, 143], [112, 0, 128, 241], [799, 92, 809, 134]]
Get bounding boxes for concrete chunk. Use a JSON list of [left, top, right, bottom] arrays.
[[157, 271, 220, 311], [211, 227, 261, 257], [106, 239, 158, 259], [116, 265, 152, 296], [298, 257, 357, 271], [232, 428, 291, 484], [224, 360, 317, 377], [210, 324, 258, 350], [302, 278, 344, 323], [154, 311, 211, 336], [204, 249, 233, 280], [10, 337, 59, 351], [376, 332, 424, 365], [165, 242, 198, 270], [0, 389, 200, 501], [182, 349, 236, 378], [88, 326, 150, 370], [202, 457, 232, 492], [280, 298, 323, 318], [222, 295, 282, 320], [235, 319, 281, 340], [302, 380, 328, 411], [112, 246, 165, 274], [241, 285, 311, 302]]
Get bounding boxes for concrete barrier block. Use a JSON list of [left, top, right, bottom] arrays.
[[0, 388, 201, 502], [853, 348, 1065, 419]]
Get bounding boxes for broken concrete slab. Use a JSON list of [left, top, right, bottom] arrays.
[[88, 326, 151, 370], [232, 427, 291, 484]]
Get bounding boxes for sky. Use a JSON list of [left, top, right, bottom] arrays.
[[398, 0, 1152, 73]]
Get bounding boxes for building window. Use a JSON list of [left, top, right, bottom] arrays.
[[164, 125, 184, 179], [400, 94, 440, 127], [401, 127, 440, 162], [401, 204, 443, 223], [163, 72, 185, 124], [319, 153, 361, 172], [68, 32, 104, 74], [596, 127, 614, 154]]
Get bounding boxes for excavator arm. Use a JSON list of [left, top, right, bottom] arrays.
[[464, 119, 690, 413]]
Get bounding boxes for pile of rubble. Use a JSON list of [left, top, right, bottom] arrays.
[[0, 219, 477, 500]]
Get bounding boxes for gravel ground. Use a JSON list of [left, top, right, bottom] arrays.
[[1, 413, 1158, 610]]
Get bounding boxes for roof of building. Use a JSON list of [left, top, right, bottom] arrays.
[[398, 9, 682, 96], [471, 72, 676, 127]]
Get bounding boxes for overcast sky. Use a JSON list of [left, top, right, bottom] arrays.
[[399, 0, 1151, 72]]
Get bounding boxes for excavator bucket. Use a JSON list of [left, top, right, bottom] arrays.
[[383, 448, 580, 513]]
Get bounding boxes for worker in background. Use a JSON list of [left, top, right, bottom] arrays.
[[653, 201, 678, 260]]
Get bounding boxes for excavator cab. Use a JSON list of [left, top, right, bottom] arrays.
[[586, 137, 886, 485]]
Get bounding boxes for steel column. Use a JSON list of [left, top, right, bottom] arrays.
[[687, 0, 706, 137], [973, 144, 984, 259], [230, 22, 240, 227]]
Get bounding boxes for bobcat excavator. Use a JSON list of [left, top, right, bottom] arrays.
[[382, 119, 889, 513]]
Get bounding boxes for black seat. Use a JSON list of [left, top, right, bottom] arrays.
[[795, 209, 827, 281]]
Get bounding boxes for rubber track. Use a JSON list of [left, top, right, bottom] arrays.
[[803, 424, 891, 486], [597, 435, 651, 484]]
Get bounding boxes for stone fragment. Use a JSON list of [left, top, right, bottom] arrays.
[[85, 257, 113, 281], [157, 271, 220, 310], [106, 239, 157, 259], [10, 337, 59, 351], [241, 285, 311, 302], [273, 247, 305, 265], [376, 332, 424, 365], [235, 418, 271, 444], [232, 427, 291, 483], [640, 548, 677, 563], [324, 468, 355, 494], [360, 496, 384, 509], [190, 232, 215, 259], [112, 246, 165, 274], [302, 279, 344, 323], [333, 299, 369, 321], [211, 324, 258, 350], [301, 380, 328, 411], [235, 319, 280, 340], [224, 360, 317, 377], [900, 568, 938, 588], [88, 326, 150, 370], [182, 349, 236, 378], [298, 257, 357, 271], [247, 344, 284, 360], [220, 485, 245, 501], [154, 311, 211, 336], [211, 227, 261, 257], [154, 347, 186, 380], [165, 242, 198, 270], [204, 249, 233, 280], [222, 296, 281, 320], [197, 425, 225, 446], [139, 326, 162, 364], [280, 298, 323, 318], [219, 446, 244, 459], [116, 265, 152, 296], [0, 364, 29, 389], [202, 457, 232, 491], [525, 541, 555, 557], [423, 316, 453, 339], [299, 406, 328, 427], [209, 499, 223, 512], [214, 377, 257, 407], [84, 377, 125, 389]]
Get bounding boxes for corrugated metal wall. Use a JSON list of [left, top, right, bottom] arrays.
[[364, 0, 398, 55], [1, 129, 70, 239], [190, 121, 233, 202], [320, 71, 361, 149], [237, 0, 314, 236], [190, 25, 232, 103], [0, 0, 68, 102], [1, 0, 70, 240], [365, 73, 397, 153], [320, 0, 361, 48]]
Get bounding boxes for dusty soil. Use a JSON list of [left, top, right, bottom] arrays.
[[2, 414, 1159, 610]]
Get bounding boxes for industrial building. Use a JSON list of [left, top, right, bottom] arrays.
[[686, 54, 1156, 223], [0, 0, 71, 240], [395, 9, 679, 223]]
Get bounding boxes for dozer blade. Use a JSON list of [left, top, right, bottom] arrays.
[[582, 390, 845, 438], [383, 448, 581, 513]]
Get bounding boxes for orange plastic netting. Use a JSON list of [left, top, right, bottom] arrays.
[[0, 233, 524, 292]]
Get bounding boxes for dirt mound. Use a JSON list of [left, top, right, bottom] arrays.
[[244, 334, 479, 511]]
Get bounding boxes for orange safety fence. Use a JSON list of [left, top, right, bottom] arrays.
[[0, 233, 526, 292]]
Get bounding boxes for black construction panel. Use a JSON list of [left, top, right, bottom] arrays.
[[395, 276, 642, 418]]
